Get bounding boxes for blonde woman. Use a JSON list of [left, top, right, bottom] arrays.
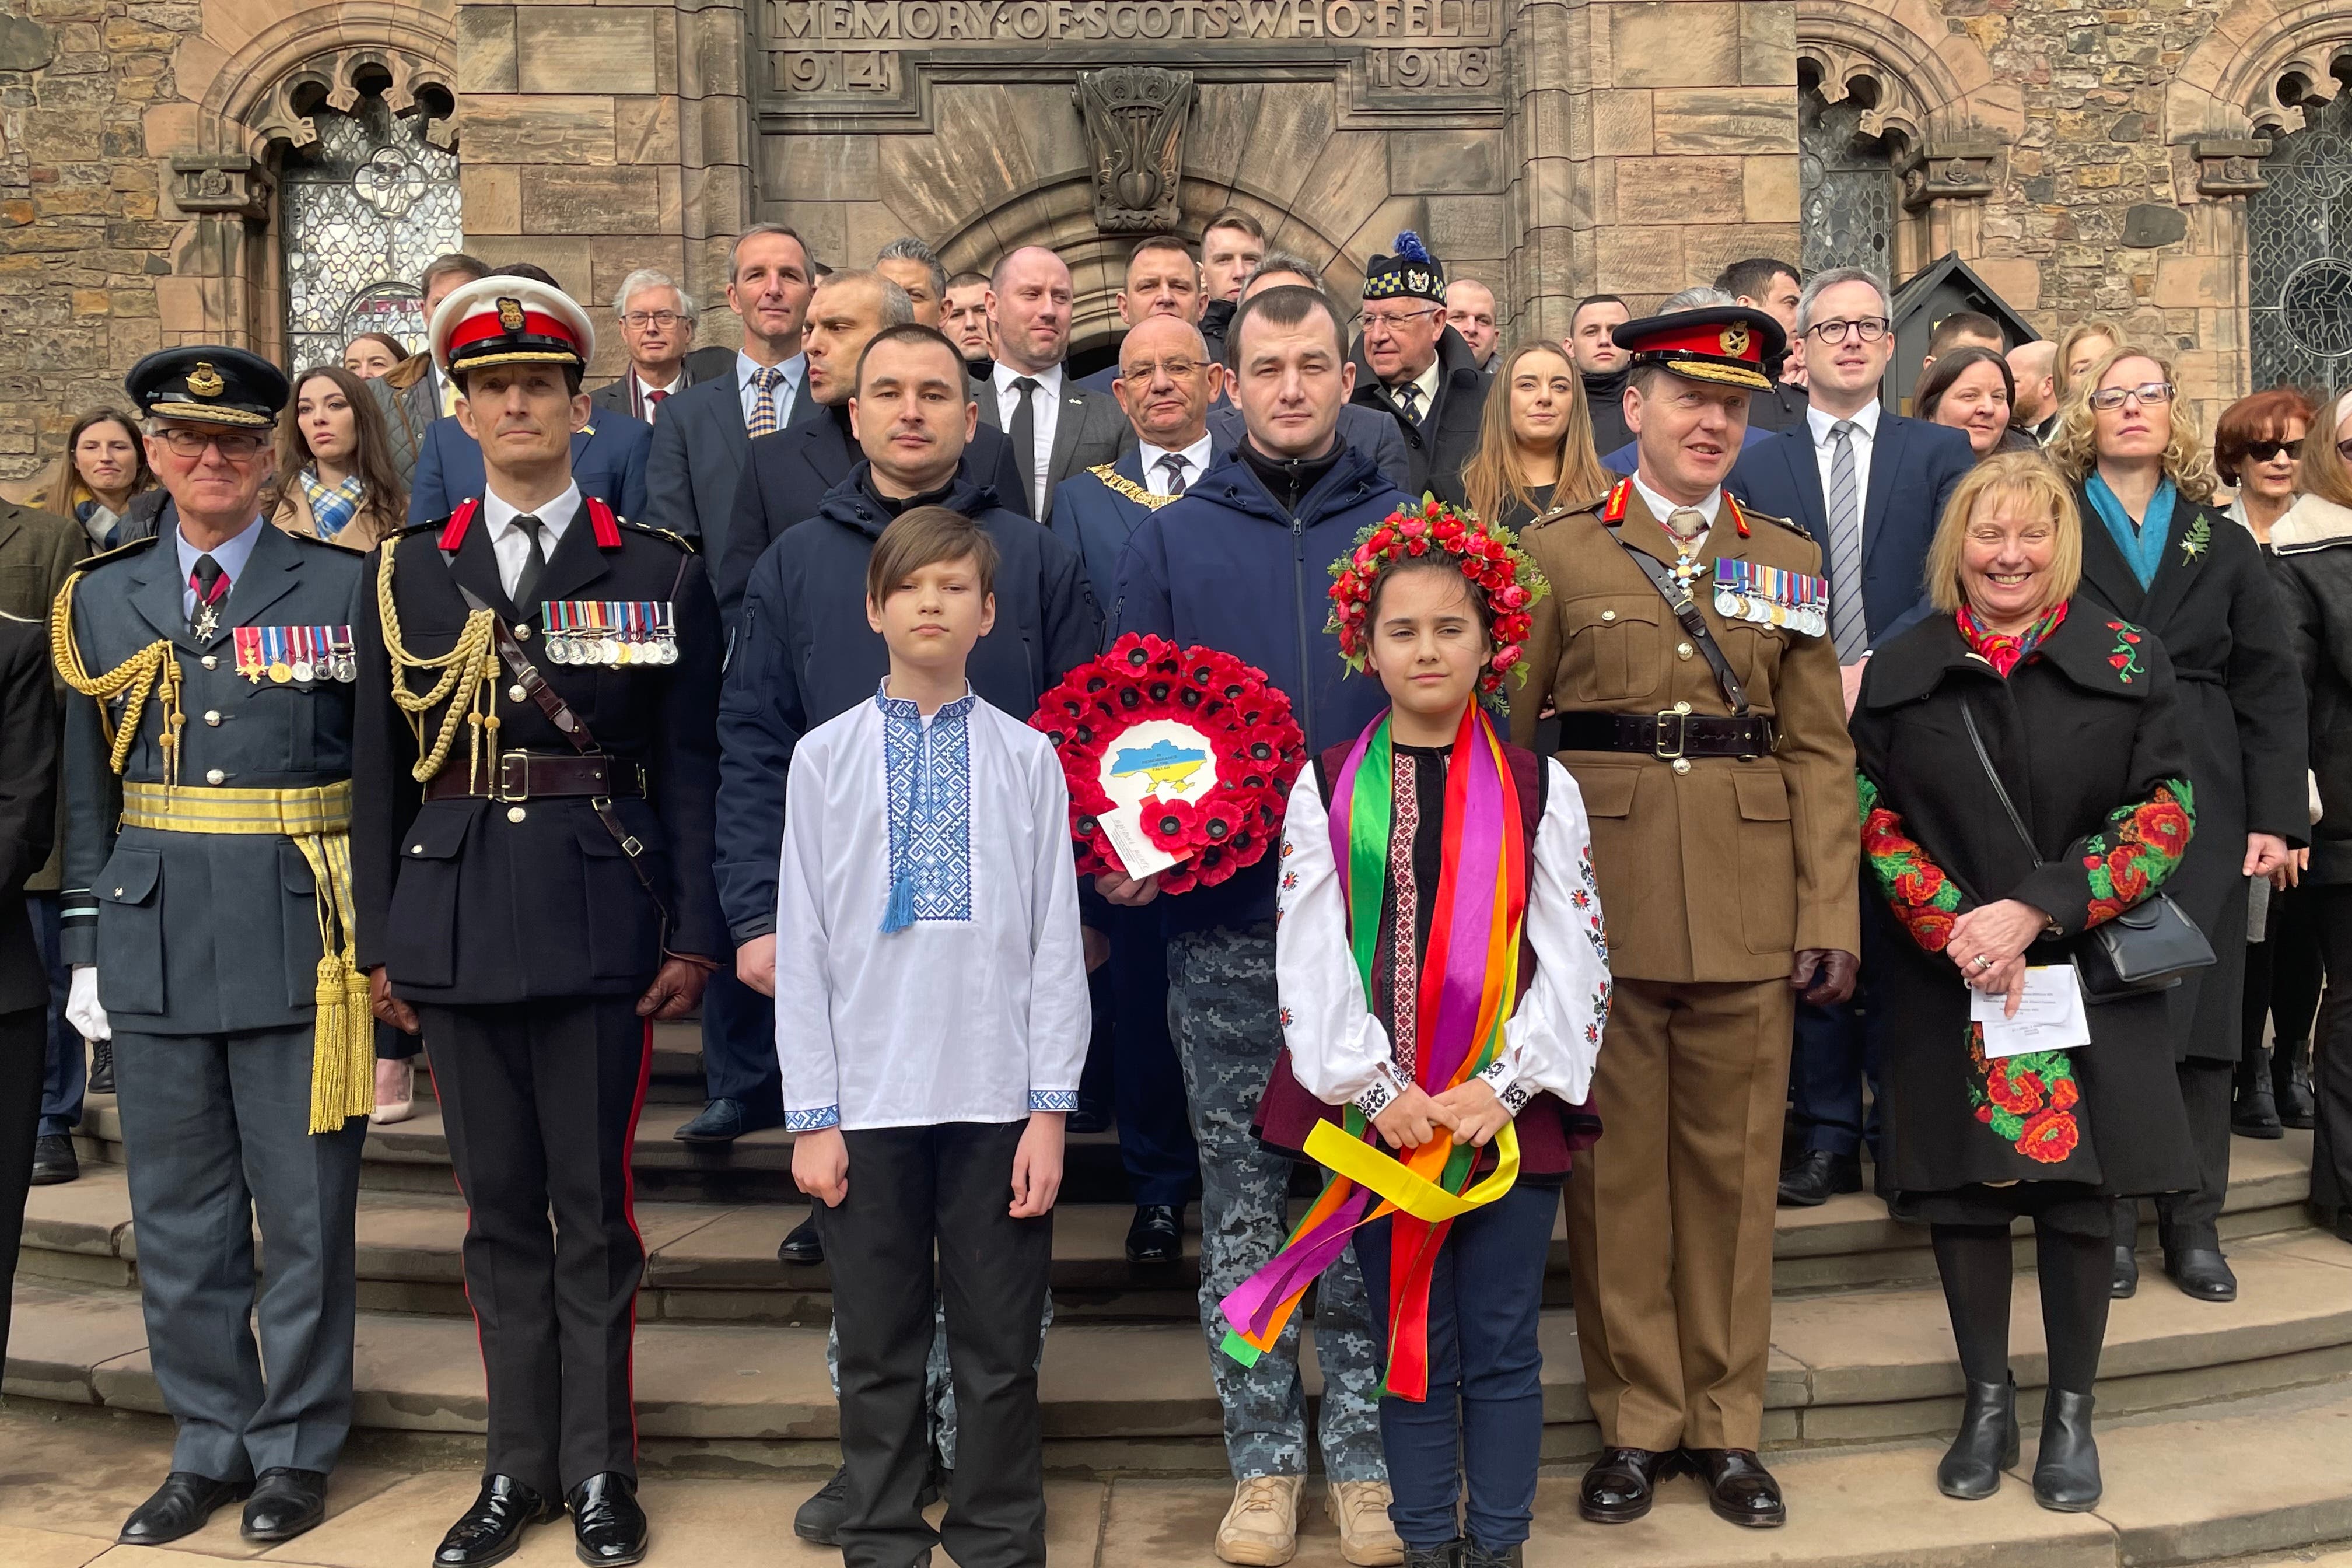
[[1441, 341, 1614, 531], [2050, 345, 2309, 1304], [2054, 318, 2126, 405]]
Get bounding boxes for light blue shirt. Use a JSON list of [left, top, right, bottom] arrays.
[[176, 516, 265, 621], [737, 349, 807, 430]]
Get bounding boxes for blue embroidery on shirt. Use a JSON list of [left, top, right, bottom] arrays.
[[878, 680, 977, 928], [786, 1105, 841, 1131], [1029, 1089, 1080, 1112]]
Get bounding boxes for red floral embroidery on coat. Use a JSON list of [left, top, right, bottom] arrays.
[[1858, 774, 1965, 951], [1966, 1030, 2084, 1164]]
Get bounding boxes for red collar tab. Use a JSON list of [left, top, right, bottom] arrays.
[[1726, 493, 1751, 538], [439, 497, 481, 552], [1601, 478, 1631, 525], [586, 496, 622, 549]]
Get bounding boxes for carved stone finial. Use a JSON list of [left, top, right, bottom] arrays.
[[2193, 139, 2272, 197], [170, 155, 274, 221], [1072, 66, 1195, 234]]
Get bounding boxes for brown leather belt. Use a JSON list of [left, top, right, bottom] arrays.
[[424, 750, 647, 803], [1555, 710, 1778, 760]]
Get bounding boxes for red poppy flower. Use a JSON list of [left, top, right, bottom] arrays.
[[1986, 1060, 2042, 1116], [2135, 794, 2190, 856], [1908, 908, 1957, 951], [1891, 861, 1946, 906], [2105, 848, 2150, 900], [2050, 1076, 2080, 1111], [2017, 1108, 2080, 1164], [1144, 797, 1201, 851]]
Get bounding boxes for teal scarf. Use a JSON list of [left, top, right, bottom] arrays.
[[2084, 473, 2174, 590]]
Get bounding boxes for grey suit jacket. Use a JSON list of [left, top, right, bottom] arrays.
[[642, 363, 822, 567], [58, 523, 363, 1034], [973, 370, 1135, 519], [590, 363, 704, 424]]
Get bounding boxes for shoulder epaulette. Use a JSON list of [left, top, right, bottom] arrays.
[[396, 517, 446, 539], [1745, 505, 1807, 535], [617, 517, 696, 552], [72, 533, 160, 571]]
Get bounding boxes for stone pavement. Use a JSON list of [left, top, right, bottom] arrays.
[[5, 1379, 2352, 1568]]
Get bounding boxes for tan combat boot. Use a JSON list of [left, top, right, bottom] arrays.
[[1214, 1474, 1304, 1566], [1327, 1479, 1404, 1566]]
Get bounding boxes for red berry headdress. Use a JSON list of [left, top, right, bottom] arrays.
[[1326, 498, 1550, 694]]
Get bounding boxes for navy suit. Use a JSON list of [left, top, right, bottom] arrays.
[[1046, 449, 1219, 1209], [405, 415, 652, 526], [1727, 408, 1975, 1169]]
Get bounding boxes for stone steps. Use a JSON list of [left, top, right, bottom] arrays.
[[22, 1135, 2322, 1319], [11, 1228, 2352, 1475]]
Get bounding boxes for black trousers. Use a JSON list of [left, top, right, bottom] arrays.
[[815, 1121, 1052, 1568], [2245, 881, 2326, 1062], [2311, 887, 2352, 1217], [2153, 1058, 2235, 1250], [0, 1005, 44, 1369], [420, 999, 651, 1498]]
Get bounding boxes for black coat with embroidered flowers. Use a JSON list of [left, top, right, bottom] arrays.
[[1850, 600, 2202, 1210]]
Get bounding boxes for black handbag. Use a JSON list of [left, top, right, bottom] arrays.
[[1959, 703, 2214, 1002]]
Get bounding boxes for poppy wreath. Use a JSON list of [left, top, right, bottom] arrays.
[[1326, 497, 1550, 695], [1030, 632, 1306, 895]]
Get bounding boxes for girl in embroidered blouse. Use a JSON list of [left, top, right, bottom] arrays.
[[1233, 505, 1609, 1568], [1849, 452, 2202, 1516]]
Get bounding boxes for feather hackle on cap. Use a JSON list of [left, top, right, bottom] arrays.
[[1391, 231, 1433, 264]]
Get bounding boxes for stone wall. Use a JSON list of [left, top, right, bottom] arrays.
[[0, 0, 197, 491]]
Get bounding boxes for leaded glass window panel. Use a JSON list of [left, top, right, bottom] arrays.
[[2251, 85, 2352, 397], [279, 91, 460, 374], [1800, 89, 1897, 278]]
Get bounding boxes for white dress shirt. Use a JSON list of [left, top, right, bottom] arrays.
[[631, 369, 687, 421], [1630, 472, 1721, 543], [1274, 761, 1612, 1116], [774, 686, 1091, 1132], [1806, 398, 1882, 536], [482, 482, 580, 602], [993, 362, 1065, 516], [737, 349, 807, 429], [175, 517, 264, 620], [1138, 432, 1214, 495]]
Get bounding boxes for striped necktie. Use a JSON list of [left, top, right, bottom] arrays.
[[1825, 419, 1867, 661], [747, 366, 784, 436]]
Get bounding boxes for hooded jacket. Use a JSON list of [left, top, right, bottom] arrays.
[[715, 462, 1100, 940], [1112, 438, 1404, 936]]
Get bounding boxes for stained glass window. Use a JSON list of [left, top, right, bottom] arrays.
[[279, 90, 460, 373], [1800, 89, 1898, 278], [2251, 83, 2352, 397]]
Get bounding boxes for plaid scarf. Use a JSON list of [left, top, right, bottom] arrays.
[[299, 469, 368, 541]]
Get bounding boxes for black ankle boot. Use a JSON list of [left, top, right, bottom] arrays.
[[1937, 1377, 2020, 1500], [2032, 1389, 2101, 1511], [2109, 1200, 2138, 1298], [1403, 1542, 1464, 1568], [2277, 1043, 2317, 1130], [1462, 1542, 1523, 1568], [2232, 1048, 2283, 1138]]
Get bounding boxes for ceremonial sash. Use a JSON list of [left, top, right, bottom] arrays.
[[1217, 702, 1527, 1400]]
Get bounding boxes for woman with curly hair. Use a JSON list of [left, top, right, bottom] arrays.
[[1851, 450, 2203, 1512], [2049, 346, 2309, 1305]]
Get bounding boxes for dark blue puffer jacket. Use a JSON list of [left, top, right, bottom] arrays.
[[1111, 439, 1406, 936]]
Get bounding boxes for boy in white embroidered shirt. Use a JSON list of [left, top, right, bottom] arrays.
[[775, 505, 1088, 1566]]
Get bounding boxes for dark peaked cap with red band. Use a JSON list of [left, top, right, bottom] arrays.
[[429, 274, 596, 382], [1613, 304, 1786, 393]]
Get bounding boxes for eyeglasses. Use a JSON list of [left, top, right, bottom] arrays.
[[620, 310, 687, 329], [2244, 439, 2304, 463], [1117, 357, 1204, 382], [1802, 317, 1891, 345], [155, 429, 268, 461], [2087, 382, 2174, 411], [1359, 306, 1441, 335]]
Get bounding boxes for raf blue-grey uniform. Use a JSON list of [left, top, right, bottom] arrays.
[[59, 519, 368, 1483]]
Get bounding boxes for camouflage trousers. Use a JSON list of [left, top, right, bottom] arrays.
[[826, 1292, 1055, 1469], [1169, 923, 1387, 1483]]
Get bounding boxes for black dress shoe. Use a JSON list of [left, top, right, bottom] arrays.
[[2278, 1053, 2318, 1130], [2232, 1052, 2283, 1139], [2111, 1242, 2138, 1298], [2163, 1246, 2238, 1301], [569, 1472, 648, 1566], [119, 1472, 252, 1546], [794, 1465, 848, 1545], [242, 1467, 329, 1542], [1776, 1150, 1861, 1208], [1577, 1446, 1677, 1523], [2031, 1390, 2101, 1511], [676, 1097, 782, 1144], [88, 1038, 114, 1094], [1126, 1203, 1181, 1263], [29, 1133, 77, 1185], [1682, 1447, 1786, 1528], [435, 1475, 563, 1568], [776, 1214, 824, 1266], [1937, 1377, 2020, 1500]]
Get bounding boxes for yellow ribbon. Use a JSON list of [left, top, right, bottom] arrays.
[[1302, 1118, 1521, 1225]]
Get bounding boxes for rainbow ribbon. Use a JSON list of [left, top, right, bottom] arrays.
[[1216, 702, 1527, 1400]]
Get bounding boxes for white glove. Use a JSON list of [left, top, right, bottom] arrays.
[[66, 965, 110, 1042]]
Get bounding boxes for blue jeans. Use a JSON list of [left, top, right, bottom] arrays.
[[26, 894, 80, 1137], [1353, 1179, 1557, 1549]]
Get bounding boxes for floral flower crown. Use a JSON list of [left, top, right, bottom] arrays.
[[1326, 498, 1549, 694]]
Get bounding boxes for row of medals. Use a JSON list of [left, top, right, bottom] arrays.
[[544, 630, 679, 666], [233, 626, 357, 685], [1714, 586, 1828, 639]]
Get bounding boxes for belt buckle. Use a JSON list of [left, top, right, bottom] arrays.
[[495, 751, 531, 803], [1653, 709, 1686, 760]]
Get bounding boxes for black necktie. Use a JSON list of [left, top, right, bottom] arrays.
[[1156, 453, 1191, 496], [1009, 377, 1041, 509], [1395, 383, 1423, 424], [187, 553, 226, 638], [511, 514, 548, 610]]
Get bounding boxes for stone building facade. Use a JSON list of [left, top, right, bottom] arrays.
[[3, 0, 2350, 490]]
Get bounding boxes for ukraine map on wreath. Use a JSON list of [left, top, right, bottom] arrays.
[[1110, 738, 1210, 794]]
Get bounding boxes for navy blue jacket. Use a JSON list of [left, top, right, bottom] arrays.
[[1727, 409, 1976, 648], [715, 465, 1100, 941], [1112, 440, 1401, 936], [1047, 445, 1222, 627], [405, 414, 652, 526]]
